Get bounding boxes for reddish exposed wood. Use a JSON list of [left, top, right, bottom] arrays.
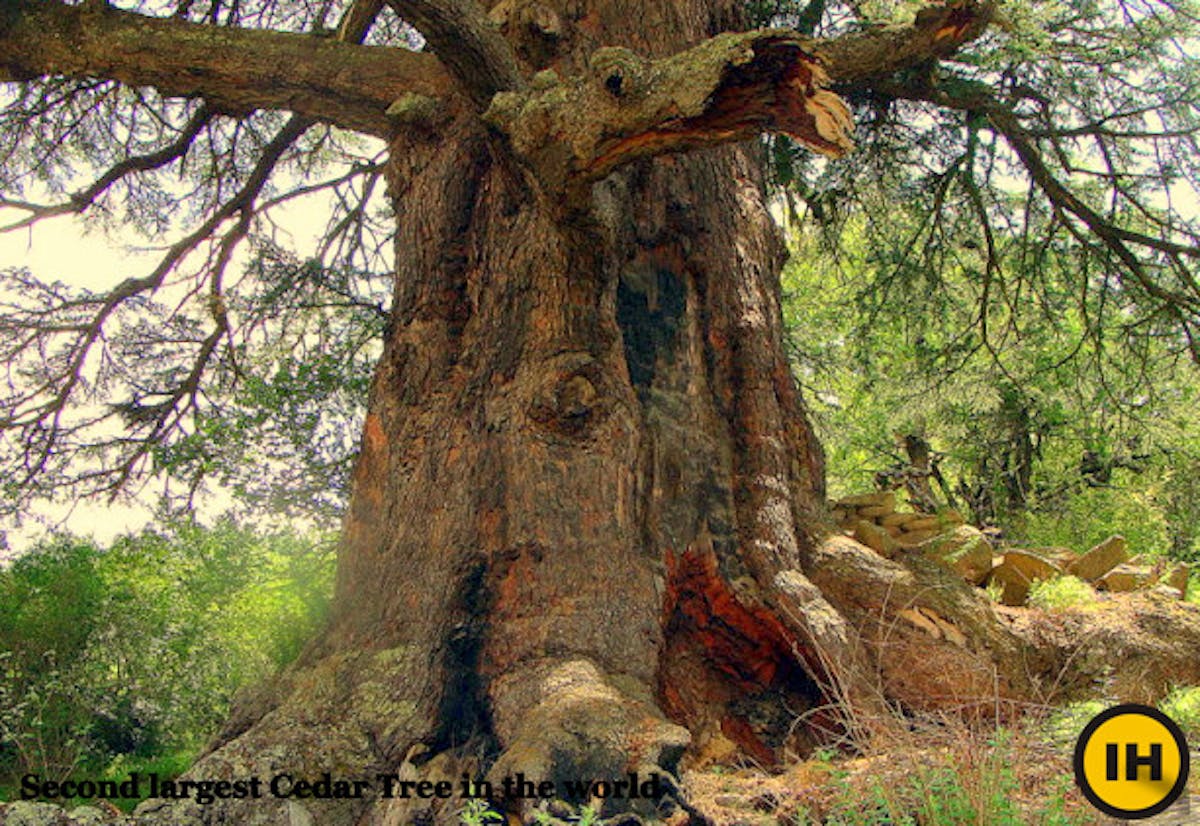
[[664, 545, 800, 690], [588, 40, 851, 179], [720, 715, 778, 766]]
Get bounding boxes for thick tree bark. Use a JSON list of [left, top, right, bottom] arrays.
[[126, 2, 873, 822]]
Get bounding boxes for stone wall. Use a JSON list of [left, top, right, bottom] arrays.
[[829, 491, 1191, 607]]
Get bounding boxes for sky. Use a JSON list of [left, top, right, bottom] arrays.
[[0, 189, 350, 555], [0, 218, 164, 553]]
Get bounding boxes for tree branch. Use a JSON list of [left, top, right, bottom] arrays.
[[386, 0, 524, 106], [0, 103, 215, 233], [821, 0, 996, 87], [483, 2, 995, 195], [0, 0, 452, 137], [873, 71, 1200, 358]]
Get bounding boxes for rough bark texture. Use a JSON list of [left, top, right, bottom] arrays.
[[124, 2, 866, 822], [0, 1, 451, 135]]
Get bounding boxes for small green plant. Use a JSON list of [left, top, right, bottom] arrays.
[[1160, 685, 1200, 743], [575, 804, 600, 826], [1041, 699, 1107, 749], [812, 746, 838, 764], [1027, 576, 1097, 612], [458, 798, 505, 826]]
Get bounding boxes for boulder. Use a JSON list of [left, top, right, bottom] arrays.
[[853, 519, 899, 557], [988, 551, 1062, 606], [1066, 535, 1128, 582], [939, 508, 966, 526], [0, 802, 111, 825], [895, 528, 939, 548], [1149, 584, 1185, 600], [900, 515, 941, 533], [1164, 563, 1190, 598], [1098, 564, 1154, 593], [1031, 547, 1078, 569], [919, 525, 994, 585], [834, 491, 896, 510], [881, 511, 917, 528]]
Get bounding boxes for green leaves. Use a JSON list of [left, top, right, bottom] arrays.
[[0, 522, 334, 790], [783, 188, 1200, 556]]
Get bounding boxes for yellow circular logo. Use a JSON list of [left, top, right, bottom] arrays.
[[1074, 704, 1190, 819]]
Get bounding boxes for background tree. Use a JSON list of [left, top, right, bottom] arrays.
[[1, 1, 1199, 824], [783, 207, 1200, 557], [0, 524, 334, 802]]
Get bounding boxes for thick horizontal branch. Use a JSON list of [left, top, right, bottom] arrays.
[[0, 0, 453, 136], [484, 35, 852, 194], [483, 2, 994, 194], [821, 0, 995, 87]]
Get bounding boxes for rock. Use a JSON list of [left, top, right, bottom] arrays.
[[919, 525, 994, 585], [853, 520, 899, 557], [58, 809, 112, 826], [988, 551, 1062, 606], [1032, 547, 1078, 569], [895, 528, 939, 548], [1164, 563, 1190, 597], [1150, 584, 1185, 600], [0, 802, 90, 826], [834, 491, 895, 510], [1066, 535, 1128, 582], [939, 509, 966, 526], [1098, 564, 1154, 592], [881, 511, 916, 528], [901, 515, 941, 533]]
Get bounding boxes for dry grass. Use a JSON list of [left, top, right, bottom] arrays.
[[683, 709, 1106, 825]]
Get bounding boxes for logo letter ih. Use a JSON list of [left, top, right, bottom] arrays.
[[1106, 742, 1164, 782]]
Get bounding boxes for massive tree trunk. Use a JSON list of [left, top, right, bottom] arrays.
[[65, 2, 1194, 826]]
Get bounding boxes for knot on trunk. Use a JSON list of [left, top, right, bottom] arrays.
[[528, 370, 602, 437], [589, 47, 651, 99]]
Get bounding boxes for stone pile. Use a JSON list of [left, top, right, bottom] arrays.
[[829, 492, 1191, 608]]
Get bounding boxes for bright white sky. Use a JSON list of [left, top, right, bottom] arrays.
[[0, 192, 342, 556], [0, 221, 163, 554]]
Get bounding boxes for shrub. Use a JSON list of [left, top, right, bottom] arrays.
[[0, 522, 334, 798], [1027, 576, 1097, 612]]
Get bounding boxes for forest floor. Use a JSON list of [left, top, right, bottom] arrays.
[[681, 705, 1199, 825]]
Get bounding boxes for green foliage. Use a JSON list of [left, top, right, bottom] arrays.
[[0, 522, 334, 800], [773, 0, 1200, 563], [1026, 576, 1098, 612], [817, 728, 1091, 825], [1019, 485, 1172, 560], [783, 208, 1200, 561], [1159, 686, 1200, 743], [458, 798, 505, 826], [1042, 689, 1200, 758]]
